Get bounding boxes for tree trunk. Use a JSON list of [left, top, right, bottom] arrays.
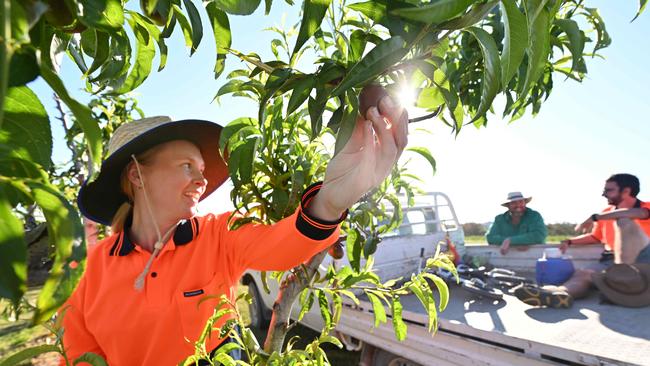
[[263, 248, 329, 353]]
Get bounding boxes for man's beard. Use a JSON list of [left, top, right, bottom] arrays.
[[607, 196, 622, 206]]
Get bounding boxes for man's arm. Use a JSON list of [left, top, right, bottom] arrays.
[[485, 216, 504, 245], [575, 207, 650, 234]]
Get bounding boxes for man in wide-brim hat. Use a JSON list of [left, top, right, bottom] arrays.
[[486, 191, 548, 255]]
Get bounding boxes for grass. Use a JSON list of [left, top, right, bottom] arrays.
[[464, 235, 568, 244], [0, 286, 359, 365]]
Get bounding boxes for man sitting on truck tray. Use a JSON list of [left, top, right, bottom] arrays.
[[514, 173, 650, 308], [486, 191, 548, 255]]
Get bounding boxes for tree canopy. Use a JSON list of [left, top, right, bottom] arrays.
[[0, 0, 646, 364]]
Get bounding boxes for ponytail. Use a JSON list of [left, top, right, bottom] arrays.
[[111, 201, 133, 233], [112, 163, 136, 233]]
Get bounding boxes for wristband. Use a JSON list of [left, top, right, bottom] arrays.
[[590, 213, 599, 222]]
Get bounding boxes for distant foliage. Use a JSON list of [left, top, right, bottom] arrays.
[[546, 222, 577, 236], [463, 222, 487, 236]]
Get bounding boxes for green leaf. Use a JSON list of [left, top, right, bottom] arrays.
[[90, 30, 131, 87], [260, 271, 270, 294], [130, 12, 169, 72], [29, 182, 86, 324], [415, 86, 445, 110], [206, 3, 231, 78], [554, 19, 585, 72], [8, 49, 39, 87], [390, 297, 406, 341], [10, 0, 29, 45], [182, 0, 203, 55], [500, 0, 528, 87], [390, 0, 476, 24], [632, 0, 647, 21], [0, 87, 52, 170], [172, 5, 194, 50], [332, 292, 342, 324], [298, 288, 314, 321], [265, 0, 273, 14], [520, 0, 550, 98], [334, 90, 359, 155], [422, 272, 450, 311], [307, 91, 329, 138], [319, 334, 343, 348], [346, 228, 362, 272], [72, 352, 108, 366], [582, 7, 611, 52], [232, 137, 259, 184], [78, 0, 124, 32], [0, 345, 60, 366], [332, 36, 407, 96], [366, 292, 386, 327], [441, 0, 498, 30], [39, 33, 103, 175], [214, 0, 262, 15], [406, 147, 436, 176], [292, 0, 333, 57], [348, 29, 366, 63], [212, 353, 236, 366], [259, 68, 291, 124], [0, 185, 27, 305], [464, 27, 501, 124], [347, 1, 387, 23], [316, 289, 332, 330], [112, 17, 155, 94], [286, 76, 314, 115], [85, 30, 111, 75]]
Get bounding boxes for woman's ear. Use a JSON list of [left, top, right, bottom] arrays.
[[126, 162, 142, 189]]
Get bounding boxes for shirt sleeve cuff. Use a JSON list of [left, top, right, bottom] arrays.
[[296, 182, 348, 240]]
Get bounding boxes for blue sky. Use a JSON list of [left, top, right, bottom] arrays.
[[33, 0, 649, 224]]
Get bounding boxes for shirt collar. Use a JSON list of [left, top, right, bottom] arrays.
[[109, 216, 200, 256]]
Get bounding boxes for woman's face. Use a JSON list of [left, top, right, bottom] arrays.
[[132, 140, 207, 222]]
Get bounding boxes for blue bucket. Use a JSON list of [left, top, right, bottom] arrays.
[[536, 257, 575, 285]]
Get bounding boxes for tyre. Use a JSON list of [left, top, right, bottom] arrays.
[[373, 349, 421, 366], [247, 281, 267, 329]]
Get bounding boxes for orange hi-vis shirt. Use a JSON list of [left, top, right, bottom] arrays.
[[60, 183, 343, 365], [591, 200, 650, 251]]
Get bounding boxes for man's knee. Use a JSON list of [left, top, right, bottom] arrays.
[[615, 218, 649, 264]]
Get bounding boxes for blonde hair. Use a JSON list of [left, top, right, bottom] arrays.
[[111, 144, 166, 232]]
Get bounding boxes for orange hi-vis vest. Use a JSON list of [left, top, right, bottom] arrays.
[[60, 183, 343, 365]]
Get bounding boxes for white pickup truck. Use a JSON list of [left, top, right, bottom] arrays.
[[241, 194, 650, 366]]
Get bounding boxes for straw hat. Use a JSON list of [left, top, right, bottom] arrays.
[[592, 263, 650, 308], [501, 192, 532, 207], [78, 116, 228, 225]]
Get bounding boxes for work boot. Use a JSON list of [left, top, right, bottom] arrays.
[[513, 284, 573, 308]]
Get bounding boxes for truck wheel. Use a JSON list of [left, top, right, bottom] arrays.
[[247, 281, 267, 329], [373, 350, 421, 366]]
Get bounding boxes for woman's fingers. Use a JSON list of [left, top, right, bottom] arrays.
[[378, 96, 408, 155], [367, 106, 398, 163]]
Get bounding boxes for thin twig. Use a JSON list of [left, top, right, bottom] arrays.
[[226, 48, 275, 73], [408, 106, 443, 123]]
